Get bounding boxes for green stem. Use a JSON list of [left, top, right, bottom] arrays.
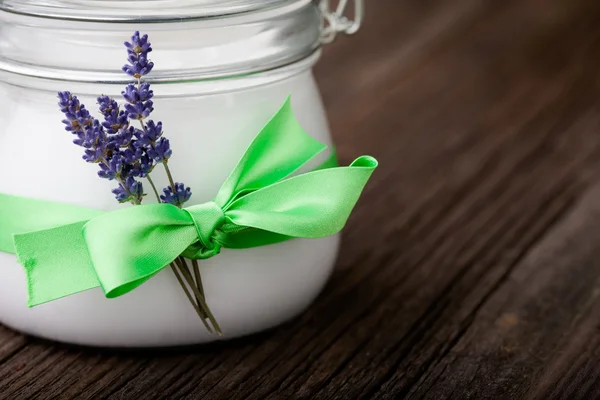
[[163, 161, 177, 193], [189, 258, 208, 330], [191, 258, 206, 302], [170, 263, 213, 334], [174, 257, 207, 320], [146, 175, 161, 203], [177, 259, 222, 336]]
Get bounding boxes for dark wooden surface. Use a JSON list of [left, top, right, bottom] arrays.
[[3, 0, 600, 398]]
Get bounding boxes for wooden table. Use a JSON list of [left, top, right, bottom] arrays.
[[3, 0, 600, 398]]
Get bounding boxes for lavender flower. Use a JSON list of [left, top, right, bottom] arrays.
[[121, 144, 143, 165], [136, 120, 162, 145], [97, 96, 129, 134], [122, 84, 154, 120], [122, 31, 154, 78], [135, 152, 154, 177], [125, 99, 154, 120], [148, 138, 172, 162], [122, 82, 153, 104], [134, 120, 172, 162], [160, 183, 192, 207], [58, 92, 92, 145], [81, 120, 108, 163], [108, 126, 135, 149], [113, 177, 144, 204]]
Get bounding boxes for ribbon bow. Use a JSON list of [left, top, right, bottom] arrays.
[[0, 99, 377, 306]]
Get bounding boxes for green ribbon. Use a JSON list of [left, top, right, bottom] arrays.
[[0, 98, 377, 307]]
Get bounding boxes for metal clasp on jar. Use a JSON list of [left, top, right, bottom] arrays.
[[319, 0, 364, 44]]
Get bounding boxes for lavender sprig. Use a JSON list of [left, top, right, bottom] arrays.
[[56, 31, 221, 335], [120, 31, 191, 207], [120, 31, 216, 333]]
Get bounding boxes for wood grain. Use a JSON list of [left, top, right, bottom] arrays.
[[3, 0, 600, 398]]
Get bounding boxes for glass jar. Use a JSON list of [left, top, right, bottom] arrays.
[[0, 0, 363, 347]]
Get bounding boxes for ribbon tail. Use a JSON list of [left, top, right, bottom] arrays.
[[0, 193, 103, 254], [223, 155, 378, 239], [215, 148, 343, 248], [14, 221, 101, 307]]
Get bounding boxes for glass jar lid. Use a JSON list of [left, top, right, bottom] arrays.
[[0, 0, 363, 85], [0, 0, 323, 84], [0, 0, 297, 21]]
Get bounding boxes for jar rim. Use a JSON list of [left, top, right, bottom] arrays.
[[0, 0, 300, 22]]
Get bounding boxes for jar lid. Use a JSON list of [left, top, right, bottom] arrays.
[[0, 0, 324, 84], [0, 0, 297, 21]]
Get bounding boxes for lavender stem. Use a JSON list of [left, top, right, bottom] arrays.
[[176, 258, 222, 336], [174, 257, 207, 319], [162, 161, 177, 192], [191, 258, 206, 307], [146, 175, 161, 203], [170, 263, 213, 334]]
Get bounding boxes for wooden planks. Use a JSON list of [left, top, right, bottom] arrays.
[[3, 0, 600, 398]]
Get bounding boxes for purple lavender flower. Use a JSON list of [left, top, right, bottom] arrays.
[[81, 126, 108, 163], [124, 100, 154, 120], [67, 110, 108, 164], [122, 82, 153, 103], [97, 96, 129, 134], [135, 152, 155, 177], [121, 144, 142, 164], [97, 152, 124, 180], [133, 121, 172, 163], [58, 91, 91, 129], [58, 93, 105, 162], [137, 120, 162, 145], [147, 137, 172, 163], [113, 177, 144, 204], [58, 91, 92, 145], [108, 126, 135, 149], [122, 31, 154, 78], [160, 183, 192, 207], [122, 84, 154, 120], [98, 162, 116, 180]]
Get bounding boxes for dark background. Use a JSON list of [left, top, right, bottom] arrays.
[[3, 0, 600, 398]]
